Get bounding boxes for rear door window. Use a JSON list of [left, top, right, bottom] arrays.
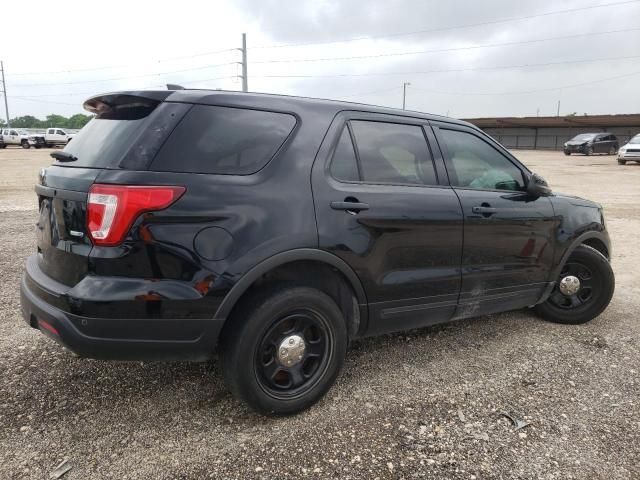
[[151, 105, 296, 175], [348, 120, 437, 185]]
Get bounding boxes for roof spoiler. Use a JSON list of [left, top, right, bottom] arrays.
[[166, 84, 185, 90], [83, 91, 172, 115]]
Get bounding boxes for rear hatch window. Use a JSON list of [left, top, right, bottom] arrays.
[[150, 105, 296, 175], [61, 94, 188, 170]]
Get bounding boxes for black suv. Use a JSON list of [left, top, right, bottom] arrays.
[[564, 133, 618, 155], [21, 90, 615, 414]]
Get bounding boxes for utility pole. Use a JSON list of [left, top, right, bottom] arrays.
[[402, 82, 410, 110], [0, 61, 10, 128], [556, 100, 561, 117], [241, 33, 248, 92]]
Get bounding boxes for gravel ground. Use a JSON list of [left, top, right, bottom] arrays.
[[0, 147, 638, 479]]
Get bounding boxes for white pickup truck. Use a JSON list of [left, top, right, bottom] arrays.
[[44, 128, 76, 147], [0, 128, 33, 148]]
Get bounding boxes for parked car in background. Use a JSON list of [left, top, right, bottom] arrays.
[[617, 134, 640, 165], [0, 133, 4, 148], [0, 128, 34, 149], [21, 90, 615, 415], [564, 133, 618, 156], [44, 128, 76, 147]]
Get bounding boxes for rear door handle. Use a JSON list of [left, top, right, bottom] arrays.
[[471, 206, 497, 214], [330, 201, 370, 213]]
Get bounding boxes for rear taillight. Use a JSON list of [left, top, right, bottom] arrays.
[[87, 184, 185, 246]]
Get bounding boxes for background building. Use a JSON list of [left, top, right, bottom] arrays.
[[463, 114, 640, 150]]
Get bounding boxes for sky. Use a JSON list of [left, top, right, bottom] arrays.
[[2, 0, 640, 120]]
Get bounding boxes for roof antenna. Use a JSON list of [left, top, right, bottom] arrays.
[[166, 84, 185, 90]]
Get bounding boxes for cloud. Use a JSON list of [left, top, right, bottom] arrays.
[[3, 0, 640, 119]]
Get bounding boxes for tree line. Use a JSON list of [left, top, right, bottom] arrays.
[[0, 113, 93, 130]]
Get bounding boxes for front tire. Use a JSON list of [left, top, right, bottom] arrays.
[[21, 140, 30, 149], [220, 285, 348, 415], [618, 159, 627, 165], [584, 146, 593, 156], [608, 146, 616, 155], [564, 151, 570, 156], [534, 245, 614, 324]]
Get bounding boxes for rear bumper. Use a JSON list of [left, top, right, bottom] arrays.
[[20, 258, 224, 361]]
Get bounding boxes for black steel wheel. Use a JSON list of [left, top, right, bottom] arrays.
[[221, 285, 347, 415], [547, 262, 597, 310], [534, 245, 614, 324], [255, 310, 331, 399]]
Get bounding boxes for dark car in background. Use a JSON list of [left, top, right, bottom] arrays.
[[564, 133, 618, 155], [20, 90, 615, 415]]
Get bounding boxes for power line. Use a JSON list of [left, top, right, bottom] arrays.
[[10, 96, 82, 106], [252, 54, 640, 79], [9, 47, 238, 77], [339, 86, 403, 98], [251, 0, 640, 49], [7, 75, 240, 103], [405, 70, 640, 96], [10, 66, 237, 88], [252, 27, 640, 64]]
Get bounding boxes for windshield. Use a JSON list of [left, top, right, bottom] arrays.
[[628, 135, 640, 144], [571, 134, 596, 141]]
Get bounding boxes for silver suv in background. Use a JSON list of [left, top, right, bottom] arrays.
[[617, 134, 640, 165]]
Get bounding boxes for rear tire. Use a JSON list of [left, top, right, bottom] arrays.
[[220, 285, 348, 415], [608, 146, 616, 155], [534, 245, 614, 324], [564, 151, 570, 156]]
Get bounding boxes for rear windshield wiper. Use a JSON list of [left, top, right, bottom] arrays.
[[50, 151, 78, 162]]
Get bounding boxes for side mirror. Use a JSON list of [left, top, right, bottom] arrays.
[[526, 172, 552, 197]]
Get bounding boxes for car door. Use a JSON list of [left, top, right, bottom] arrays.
[[9, 129, 19, 144], [595, 134, 608, 153], [312, 112, 463, 336], [55, 129, 66, 143], [431, 122, 557, 319]]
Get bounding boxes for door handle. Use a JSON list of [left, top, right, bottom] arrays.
[[471, 206, 497, 214], [472, 205, 497, 217], [330, 200, 370, 213]]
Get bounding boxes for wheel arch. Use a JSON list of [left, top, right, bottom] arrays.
[[553, 231, 610, 279], [214, 249, 368, 337]]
